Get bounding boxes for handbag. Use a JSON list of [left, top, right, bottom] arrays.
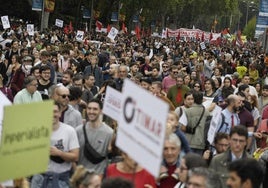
[[185, 106, 205, 134], [83, 124, 106, 164]]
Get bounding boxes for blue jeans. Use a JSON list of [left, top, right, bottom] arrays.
[[31, 173, 69, 188]]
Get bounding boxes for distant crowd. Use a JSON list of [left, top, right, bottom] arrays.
[[0, 23, 268, 188]]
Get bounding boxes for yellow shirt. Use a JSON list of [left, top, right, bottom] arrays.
[[236, 66, 247, 79]]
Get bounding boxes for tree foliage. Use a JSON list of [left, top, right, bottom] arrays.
[[1, 0, 246, 32], [243, 16, 257, 40]]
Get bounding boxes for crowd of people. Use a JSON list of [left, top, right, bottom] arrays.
[[1, 23, 268, 188]]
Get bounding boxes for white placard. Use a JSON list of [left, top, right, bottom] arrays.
[[107, 27, 119, 41], [200, 42, 206, 50], [207, 105, 222, 144], [76, 30, 84, 42], [202, 97, 214, 109], [1, 16, 10, 29], [55, 19, 63, 28], [26, 24, 34, 36], [103, 86, 122, 121], [116, 79, 169, 177]]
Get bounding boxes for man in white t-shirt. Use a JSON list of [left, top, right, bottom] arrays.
[[31, 102, 79, 188]]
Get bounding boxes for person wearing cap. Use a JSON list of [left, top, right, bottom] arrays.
[[13, 75, 42, 104]]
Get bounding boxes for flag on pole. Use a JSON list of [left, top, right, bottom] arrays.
[[122, 22, 127, 33], [107, 24, 111, 33], [135, 25, 141, 40], [69, 21, 73, 33], [96, 20, 103, 31], [176, 31, 180, 41]]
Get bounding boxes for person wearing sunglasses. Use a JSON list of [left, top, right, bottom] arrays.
[[52, 85, 83, 128], [162, 65, 179, 93]]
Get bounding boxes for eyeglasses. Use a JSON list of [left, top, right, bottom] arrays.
[[231, 138, 246, 144], [29, 83, 38, 87], [162, 66, 169, 68], [59, 94, 70, 99], [194, 85, 200, 88], [51, 60, 57, 62], [172, 71, 179, 74], [42, 71, 51, 75]]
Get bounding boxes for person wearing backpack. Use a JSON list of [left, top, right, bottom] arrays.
[[216, 94, 240, 134]]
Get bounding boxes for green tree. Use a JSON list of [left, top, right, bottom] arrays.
[[243, 16, 256, 40]]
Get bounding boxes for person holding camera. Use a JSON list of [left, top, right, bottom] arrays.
[[181, 91, 210, 156]]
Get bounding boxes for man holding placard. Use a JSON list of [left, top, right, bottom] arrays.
[[31, 102, 79, 188]]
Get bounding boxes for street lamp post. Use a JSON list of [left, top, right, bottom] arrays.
[[245, 1, 249, 27], [89, 0, 94, 32]]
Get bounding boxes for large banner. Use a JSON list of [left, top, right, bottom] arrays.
[[166, 28, 216, 42], [255, 0, 268, 38]]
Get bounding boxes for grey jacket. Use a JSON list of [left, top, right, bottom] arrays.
[[209, 149, 251, 188]]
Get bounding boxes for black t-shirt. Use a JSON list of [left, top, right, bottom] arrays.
[[37, 81, 54, 100]]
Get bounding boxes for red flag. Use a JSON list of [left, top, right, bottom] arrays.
[[122, 22, 127, 33], [64, 25, 69, 34], [107, 24, 111, 33], [196, 32, 199, 40], [201, 32, 204, 42], [209, 33, 213, 41], [96, 20, 103, 31], [135, 25, 141, 40], [142, 28, 145, 38], [221, 28, 228, 35], [176, 31, 180, 41], [69, 21, 73, 33]]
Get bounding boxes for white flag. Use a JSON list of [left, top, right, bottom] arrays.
[[1, 16, 10, 29], [107, 27, 119, 41], [55, 19, 64, 28], [27, 24, 34, 36]]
